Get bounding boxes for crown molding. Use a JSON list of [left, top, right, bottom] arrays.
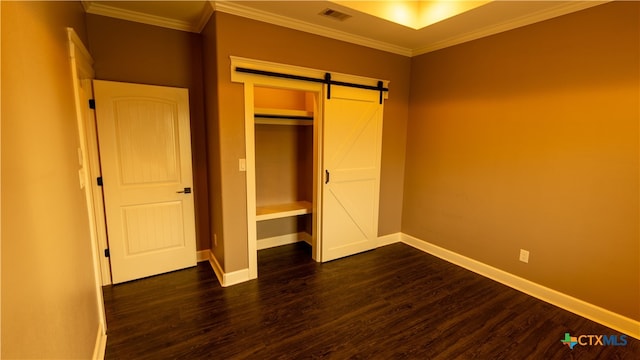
[[84, 1, 210, 33], [195, 1, 216, 33], [412, 0, 610, 56], [82, 1, 610, 57], [81, 1, 92, 13], [211, 1, 413, 57]]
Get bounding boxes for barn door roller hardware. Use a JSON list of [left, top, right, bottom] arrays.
[[234, 67, 388, 104]]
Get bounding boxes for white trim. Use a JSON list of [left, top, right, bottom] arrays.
[[257, 232, 310, 250], [207, 250, 251, 287], [83, 0, 607, 56], [67, 28, 93, 75], [213, 1, 607, 57], [84, 1, 209, 33], [411, 1, 609, 56], [401, 233, 640, 340], [192, 234, 640, 339], [208, 250, 224, 286], [377, 232, 401, 247], [92, 322, 107, 360], [81, 0, 91, 13], [299, 231, 312, 246], [194, 1, 215, 33], [243, 83, 259, 281], [231, 56, 390, 93], [196, 250, 210, 262], [213, 1, 412, 57], [223, 268, 251, 287], [67, 27, 109, 339], [311, 89, 324, 263], [67, 28, 111, 287]]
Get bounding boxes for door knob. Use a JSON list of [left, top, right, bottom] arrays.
[[176, 187, 191, 194]]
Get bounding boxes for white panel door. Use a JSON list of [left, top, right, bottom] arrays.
[[321, 86, 384, 262], [93, 80, 196, 284]]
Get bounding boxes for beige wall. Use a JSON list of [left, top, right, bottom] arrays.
[[3, 3, 636, 358], [201, 16, 225, 266], [1, 1, 101, 358], [403, 2, 639, 320], [204, 12, 411, 272], [85, 14, 210, 251]]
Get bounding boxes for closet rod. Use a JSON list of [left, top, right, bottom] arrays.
[[235, 67, 388, 103]]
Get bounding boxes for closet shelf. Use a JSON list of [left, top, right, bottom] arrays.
[[256, 201, 312, 221], [255, 108, 313, 126]]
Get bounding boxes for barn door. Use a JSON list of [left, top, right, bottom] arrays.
[[321, 86, 384, 262], [93, 80, 196, 284]]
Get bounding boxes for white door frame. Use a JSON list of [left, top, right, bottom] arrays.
[[231, 56, 389, 279], [67, 27, 108, 350], [67, 29, 112, 286]]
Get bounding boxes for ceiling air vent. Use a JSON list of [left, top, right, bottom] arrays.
[[319, 8, 352, 22]]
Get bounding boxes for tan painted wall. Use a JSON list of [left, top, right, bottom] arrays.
[[403, 2, 639, 320], [1, 1, 101, 357], [85, 14, 210, 251], [204, 12, 410, 272], [201, 16, 225, 266], [254, 87, 308, 110]]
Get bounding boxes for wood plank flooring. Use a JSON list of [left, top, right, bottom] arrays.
[[103, 243, 639, 359]]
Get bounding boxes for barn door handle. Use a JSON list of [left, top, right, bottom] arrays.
[[177, 187, 191, 194], [325, 170, 330, 184]]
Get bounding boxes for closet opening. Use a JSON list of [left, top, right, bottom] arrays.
[[234, 56, 389, 282], [253, 86, 319, 271]]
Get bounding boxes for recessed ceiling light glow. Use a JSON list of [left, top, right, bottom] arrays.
[[332, 1, 492, 30], [389, 3, 414, 28]]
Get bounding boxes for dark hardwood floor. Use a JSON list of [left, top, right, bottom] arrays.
[[103, 243, 639, 359]]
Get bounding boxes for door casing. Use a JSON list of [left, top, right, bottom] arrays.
[[67, 26, 108, 347]]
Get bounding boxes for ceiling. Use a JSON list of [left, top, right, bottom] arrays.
[[83, 1, 608, 57]]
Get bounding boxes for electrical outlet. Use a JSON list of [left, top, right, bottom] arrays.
[[519, 249, 530, 263], [239, 158, 246, 172]]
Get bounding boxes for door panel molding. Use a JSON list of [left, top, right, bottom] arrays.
[[94, 80, 196, 284], [321, 86, 384, 262]]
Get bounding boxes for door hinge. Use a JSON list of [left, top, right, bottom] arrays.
[[96, 177, 103, 186], [89, 99, 96, 109], [104, 249, 110, 258]]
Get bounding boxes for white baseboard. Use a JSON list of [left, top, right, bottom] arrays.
[[201, 232, 639, 339], [92, 323, 107, 360], [377, 232, 401, 247], [207, 250, 250, 287], [196, 249, 210, 262], [257, 232, 309, 250], [299, 231, 312, 246], [224, 267, 251, 286], [401, 233, 640, 340], [207, 250, 224, 285]]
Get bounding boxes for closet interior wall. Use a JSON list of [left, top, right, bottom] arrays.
[[254, 87, 315, 248]]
